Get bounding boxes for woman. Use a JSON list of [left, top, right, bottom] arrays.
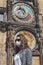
[[13, 34, 32, 65]]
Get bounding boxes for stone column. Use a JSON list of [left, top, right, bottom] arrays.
[[0, 32, 7, 65]]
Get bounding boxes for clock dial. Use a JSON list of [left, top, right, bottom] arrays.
[[12, 2, 35, 23], [14, 31, 36, 50]]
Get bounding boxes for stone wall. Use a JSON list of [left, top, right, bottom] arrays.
[[0, 32, 7, 65], [38, 0, 43, 37], [0, 0, 7, 7]]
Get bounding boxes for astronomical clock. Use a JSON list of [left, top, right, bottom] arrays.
[[0, 0, 42, 65]]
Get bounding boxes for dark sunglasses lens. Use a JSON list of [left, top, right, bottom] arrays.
[[15, 39, 20, 42]]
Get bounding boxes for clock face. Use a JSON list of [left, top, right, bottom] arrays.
[[12, 2, 35, 23], [14, 31, 36, 50]]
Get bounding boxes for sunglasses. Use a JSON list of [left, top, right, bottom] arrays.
[[15, 39, 21, 42]]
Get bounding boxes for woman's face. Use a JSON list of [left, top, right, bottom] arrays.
[[15, 36, 21, 47]]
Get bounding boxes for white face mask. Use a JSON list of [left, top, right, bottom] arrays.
[[15, 41, 21, 47]]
